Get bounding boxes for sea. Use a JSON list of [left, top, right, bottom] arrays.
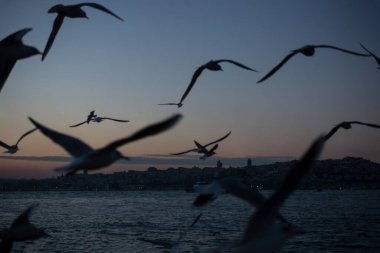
[[0, 190, 379, 253]]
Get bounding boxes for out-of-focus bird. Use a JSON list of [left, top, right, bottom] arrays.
[[179, 60, 257, 106], [257, 44, 370, 83], [42, 2, 124, 61], [0, 28, 41, 93], [31, 114, 182, 175], [0, 128, 37, 154], [0, 204, 49, 253]]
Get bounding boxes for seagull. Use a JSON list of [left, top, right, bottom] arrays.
[[179, 60, 258, 105], [225, 136, 325, 253], [0, 204, 49, 253], [324, 121, 380, 141], [0, 128, 37, 154], [0, 28, 41, 93], [70, 111, 129, 127], [42, 2, 124, 61], [157, 102, 183, 108], [171, 131, 231, 156], [257, 44, 371, 83], [360, 43, 380, 69], [30, 114, 182, 175], [198, 143, 219, 160]]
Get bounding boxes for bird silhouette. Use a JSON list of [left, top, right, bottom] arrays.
[[0, 128, 37, 154], [360, 43, 380, 69], [324, 121, 380, 141], [257, 44, 370, 83], [31, 114, 182, 175], [0, 28, 41, 93], [179, 60, 257, 106], [0, 204, 48, 253], [70, 111, 129, 127], [158, 102, 183, 108], [42, 3, 124, 61], [171, 131, 231, 156]]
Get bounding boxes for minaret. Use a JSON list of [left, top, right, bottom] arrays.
[[217, 160, 223, 169], [247, 158, 252, 168]]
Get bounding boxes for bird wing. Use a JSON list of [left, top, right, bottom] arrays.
[[99, 117, 129, 122], [170, 148, 197, 155], [208, 143, 219, 153], [242, 136, 325, 242], [0, 140, 11, 150], [0, 28, 32, 46], [69, 120, 87, 127], [324, 124, 342, 141], [15, 128, 37, 146], [77, 3, 124, 21], [350, 121, 380, 129], [315, 45, 370, 57], [204, 131, 231, 148], [359, 43, 380, 66], [158, 103, 179, 106], [257, 51, 298, 83], [0, 60, 17, 93], [216, 59, 258, 72], [42, 14, 64, 61], [179, 66, 205, 104], [11, 204, 38, 228], [29, 117, 93, 157], [101, 114, 182, 151]]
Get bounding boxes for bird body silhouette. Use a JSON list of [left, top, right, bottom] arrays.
[[42, 3, 124, 60], [360, 43, 380, 69], [324, 121, 380, 141], [0, 28, 41, 93], [179, 60, 257, 105], [257, 44, 370, 83], [0, 128, 37, 154], [31, 114, 182, 175]]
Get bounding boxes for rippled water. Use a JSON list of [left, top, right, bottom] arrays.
[[0, 190, 379, 252]]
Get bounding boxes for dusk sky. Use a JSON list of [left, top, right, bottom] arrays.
[[0, 0, 379, 178]]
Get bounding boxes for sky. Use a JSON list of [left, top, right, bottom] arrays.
[[0, 0, 379, 179]]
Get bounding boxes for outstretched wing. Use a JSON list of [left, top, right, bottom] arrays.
[[204, 131, 231, 148], [257, 51, 298, 83], [170, 148, 197, 155], [29, 117, 93, 157], [42, 14, 64, 61], [69, 120, 87, 128], [158, 103, 179, 106], [0, 60, 17, 93], [316, 44, 370, 57], [0, 28, 32, 46], [208, 143, 218, 153], [216, 59, 258, 72], [0, 140, 11, 150], [15, 128, 37, 146], [77, 3, 124, 21], [100, 117, 129, 123], [102, 114, 182, 151], [179, 66, 206, 104], [11, 203, 38, 228], [350, 121, 380, 129]]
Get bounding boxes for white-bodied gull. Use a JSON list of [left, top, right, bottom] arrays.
[[70, 110, 129, 127], [30, 114, 182, 175]]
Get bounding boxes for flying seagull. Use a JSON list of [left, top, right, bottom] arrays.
[[257, 44, 371, 83], [360, 43, 380, 69], [30, 114, 182, 175], [0, 28, 41, 93], [70, 111, 129, 127], [0, 128, 37, 154], [179, 60, 258, 106], [42, 3, 124, 61], [324, 121, 380, 141], [0, 204, 49, 253], [171, 131, 231, 156], [220, 136, 325, 253]]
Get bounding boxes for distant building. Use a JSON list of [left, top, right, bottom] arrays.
[[217, 160, 223, 169], [247, 158, 252, 168]]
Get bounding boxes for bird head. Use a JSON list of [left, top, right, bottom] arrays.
[[341, 122, 352, 129], [48, 4, 64, 14]]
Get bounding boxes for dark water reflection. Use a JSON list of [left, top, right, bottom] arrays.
[[0, 190, 379, 252]]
